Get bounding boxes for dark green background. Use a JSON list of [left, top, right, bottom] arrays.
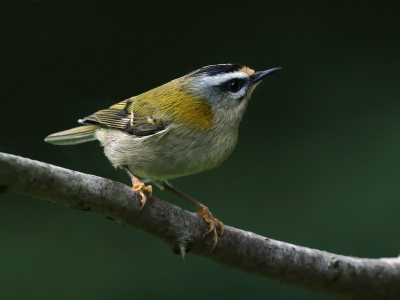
[[1, 1, 400, 299]]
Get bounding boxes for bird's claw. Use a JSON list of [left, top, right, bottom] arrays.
[[132, 180, 153, 211], [196, 206, 224, 251]]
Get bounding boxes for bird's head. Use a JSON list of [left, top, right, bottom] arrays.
[[181, 64, 281, 122]]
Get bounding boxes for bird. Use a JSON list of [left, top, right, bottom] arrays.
[[44, 63, 281, 250]]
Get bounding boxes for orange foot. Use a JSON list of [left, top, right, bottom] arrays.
[[197, 205, 224, 251], [132, 179, 153, 210], [124, 166, 153, 211]]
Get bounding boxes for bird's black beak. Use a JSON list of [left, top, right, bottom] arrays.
[[251, 67, 281, 84]]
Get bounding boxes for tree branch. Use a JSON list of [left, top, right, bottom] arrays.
[[0, 152, 399, 299]]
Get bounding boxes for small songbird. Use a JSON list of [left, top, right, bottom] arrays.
[[45, 64, 281, 250]]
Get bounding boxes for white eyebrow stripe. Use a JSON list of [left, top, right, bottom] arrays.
[[199, 71, 249, 86]]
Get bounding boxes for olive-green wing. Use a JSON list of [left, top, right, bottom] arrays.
[[79, 98, 166, 136], [45, 98, 166, 146]]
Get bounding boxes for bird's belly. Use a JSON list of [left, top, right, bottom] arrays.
[[96, 127, 237, 181]]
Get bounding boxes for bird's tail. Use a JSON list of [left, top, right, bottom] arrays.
[[44, 125, 100, 145]]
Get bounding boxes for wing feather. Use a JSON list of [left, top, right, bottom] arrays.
[[79, 98, 166, 137], [44, 125, 100, 145]]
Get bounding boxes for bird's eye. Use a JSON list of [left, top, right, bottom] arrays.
[[227, 79, 243, 92]]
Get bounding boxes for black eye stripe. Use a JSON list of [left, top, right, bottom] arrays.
[[219, 78, 247, 93]]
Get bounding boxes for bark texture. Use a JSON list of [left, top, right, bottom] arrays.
[[1, 152, 399, 299]]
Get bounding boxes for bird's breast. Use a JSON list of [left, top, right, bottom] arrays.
[[96, 122, 238, 181]]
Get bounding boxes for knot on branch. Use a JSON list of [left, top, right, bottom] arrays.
[[172, 238, 192, 263], [328, 256, 342, 282]]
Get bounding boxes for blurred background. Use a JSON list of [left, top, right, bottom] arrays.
[[1, 1, 400, 299]]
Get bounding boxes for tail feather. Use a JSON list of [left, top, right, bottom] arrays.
[[44, 125, 100, 145]]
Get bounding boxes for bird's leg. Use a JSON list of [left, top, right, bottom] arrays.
[[163, 181, 224, 251], [123, 166, 152, 211]]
